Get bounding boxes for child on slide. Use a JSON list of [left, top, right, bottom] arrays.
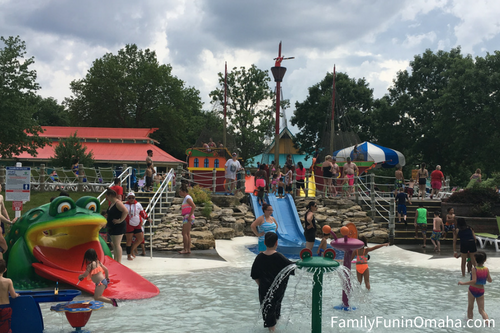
[[351, 236, 389, 290], [78, 248, 118, 307]]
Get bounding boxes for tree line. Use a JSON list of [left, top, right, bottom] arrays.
[[2, 35, 499, 184]]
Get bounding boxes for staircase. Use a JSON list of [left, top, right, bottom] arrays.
[[360, 198, 444, 244], [134, 189, 175, 244]]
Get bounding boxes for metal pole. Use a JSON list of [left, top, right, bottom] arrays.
[[329, 66, 336, 154], [370, 173, 375, 220], [212, 169, 216, 194], [223, 61, 227, 148], [389, 197, 395, 245], [305, 171, 309, 198]]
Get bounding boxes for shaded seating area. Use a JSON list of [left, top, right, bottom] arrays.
[[475, 217, 500, 252]]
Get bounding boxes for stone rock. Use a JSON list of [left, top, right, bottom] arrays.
[[192, 238, 215, 250], [213, 227, 235, 239], [190, 230, 214, 241], [234, 205, 249, 214], [315, 214, 327, 222], [348, 205, 362, 212], [221, 216, 237, 223], [316, 207, 328, 213], [212, 203, 222, 211], [326, 209, 337, 215], [235, 220, 246, 236], [172, 198, 183, 205], [210, 211, 222, 219], [211, 195, 239, 207], [244, 217, 254, 224], [221, 208, 234, 215], [353, 211, 367, 217], [193, 219, 206, 228]]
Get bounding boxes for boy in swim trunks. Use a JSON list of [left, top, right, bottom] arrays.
[[317, 232, 329, 256], [442, 207, 456, 241], [0, 259, 18, 332], [430, 210, 444, 252]]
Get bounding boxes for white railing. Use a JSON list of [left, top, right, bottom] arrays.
[[143, 168, 175, 258]]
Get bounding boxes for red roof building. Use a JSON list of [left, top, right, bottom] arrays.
[[9, 126, 184, 168]]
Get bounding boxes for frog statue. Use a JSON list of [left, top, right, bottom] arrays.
[[4, 196, 159, 300]]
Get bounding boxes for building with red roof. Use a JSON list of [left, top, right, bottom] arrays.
[[5, 126, 184, 169]]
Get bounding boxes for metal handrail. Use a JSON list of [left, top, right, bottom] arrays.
[[144, 168, 175, 258], [97, 167, 133, 205]]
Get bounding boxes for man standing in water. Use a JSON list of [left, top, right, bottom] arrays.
[[343, 157, 358, 196], [251, 232, 294, 332]]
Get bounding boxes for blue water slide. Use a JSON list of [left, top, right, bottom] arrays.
[[250, 193, 321, 255]]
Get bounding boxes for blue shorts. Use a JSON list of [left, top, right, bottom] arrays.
[[430, 231, 442, 241], [96, 278, 108, 289], [444, 224, 455, 232], [397, 204, 407, 215]]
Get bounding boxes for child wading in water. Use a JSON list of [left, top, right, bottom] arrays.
[[458, 251, 492, 322], [351, 236, 389, 290], [78, 248, 118, 307], [430, 210, 444, 252]]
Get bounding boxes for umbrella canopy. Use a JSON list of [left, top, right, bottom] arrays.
[[333, 141, 405, 168]]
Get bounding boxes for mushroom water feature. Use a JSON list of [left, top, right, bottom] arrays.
[[296, 247, 339, 333], [329, 222, 364, 311]]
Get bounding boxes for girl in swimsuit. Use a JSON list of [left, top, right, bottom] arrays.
[[458, 251, 492, 321], [351, 236, 389, 290], [417, 163, 428, 200], [78, 248, 118, 307]]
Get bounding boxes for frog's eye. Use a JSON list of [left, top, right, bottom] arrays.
[[57, 202, 72, 213], [85, 202, 97, 211]]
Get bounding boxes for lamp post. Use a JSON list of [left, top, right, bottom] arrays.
[[271, 42, 294, 168]]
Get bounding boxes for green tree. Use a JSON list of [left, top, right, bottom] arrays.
[[51, 132, 94, 168], [0, 36, 48, 157], [33, 96, 70, 126], [291, 71, 374, 155], [65, 44, 203, 159], [209, 65, 275, 162]]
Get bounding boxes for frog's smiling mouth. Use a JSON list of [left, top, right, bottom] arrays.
[[27, 215, 106, 272]]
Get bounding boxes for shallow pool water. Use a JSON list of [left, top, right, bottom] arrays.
[[41, 253, 500, 332]]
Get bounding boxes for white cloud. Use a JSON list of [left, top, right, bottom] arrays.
[[402, 32, 438, 48]]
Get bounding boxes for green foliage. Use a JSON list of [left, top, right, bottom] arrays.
[[33, 96, 70, 126], [51, 132, 94, 168], [65, 44, 204, 159], [445, 187, 500, 205], [188, 185, 211, 204], [201, 202, 213, 219], [369, 48, 500, 185], [0, 36, 49, 157], [291, 71, 374, 156], [209, 65, 275, 162]]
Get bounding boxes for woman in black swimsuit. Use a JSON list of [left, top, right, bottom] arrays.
[[106, 188, 128, 264], [304, 201, 318, 249], [417, 163, 428, 200]]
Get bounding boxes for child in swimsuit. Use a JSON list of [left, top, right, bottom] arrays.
[[430, 210, 444, 252], [78, 248, 118, 307], [271, 174, 278, 195], [277, 177, 285, 199], [317, 232, 329, 256], [405, 178, 415, 200], [351, 236, 389, 290], [458, 251, 492, 321]]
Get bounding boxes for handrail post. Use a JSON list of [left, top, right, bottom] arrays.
[[175, 165, 183, 192], [212, 169, 216, 194], [354, 176, 359, 203], [389, 197, 395, 245], [305, 171, 309, 198], [40, 164, 46, 192], [370, 173, 375, 221], [78, 164, 84, 192], [292, 171, 297, 199]]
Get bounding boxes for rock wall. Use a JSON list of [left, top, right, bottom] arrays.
[[294, 197, 389, 243], [150, 194, 388, 251]]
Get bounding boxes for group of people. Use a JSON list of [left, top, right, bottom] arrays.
[[253, 160, 306, 203], [322, 156, 358, 198]]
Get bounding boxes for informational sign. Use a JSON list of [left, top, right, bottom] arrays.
[[5, 167, 31, 202], [12, 201, 23, 211]]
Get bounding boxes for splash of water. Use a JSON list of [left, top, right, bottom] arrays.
[[260, 263, 297, 321]]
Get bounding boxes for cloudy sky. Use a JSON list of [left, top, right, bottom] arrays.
[[2, 0, 500, 129]]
